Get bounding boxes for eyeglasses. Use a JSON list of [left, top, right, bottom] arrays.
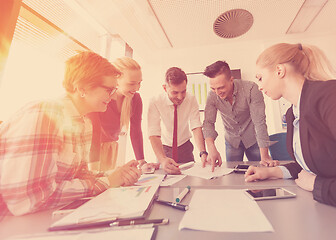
[[99, 85, 118, 96]]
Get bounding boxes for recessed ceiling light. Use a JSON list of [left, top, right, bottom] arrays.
[[286, 0, 328, 34]]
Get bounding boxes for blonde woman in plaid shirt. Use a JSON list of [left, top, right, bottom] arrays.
[[0, 52, 141, 219]]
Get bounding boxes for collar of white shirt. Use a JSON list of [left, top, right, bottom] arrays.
[[292, 91, 302, 119]]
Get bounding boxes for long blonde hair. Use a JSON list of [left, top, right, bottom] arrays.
[[112, 57, 141, 131], [256, 43, 336, 81]]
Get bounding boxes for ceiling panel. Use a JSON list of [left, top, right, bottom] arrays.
[[149, 0, 305, 48], [44, 0, 335, 60]]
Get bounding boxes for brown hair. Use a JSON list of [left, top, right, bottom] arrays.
[[256, 43, 336, 81], [63, 51, 121, 93], [165, 67, 187, 85], [112, 57, 141, 130], [203, 61, 231, 78]]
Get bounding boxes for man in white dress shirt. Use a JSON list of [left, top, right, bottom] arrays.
[[147, 67, 209, 174]]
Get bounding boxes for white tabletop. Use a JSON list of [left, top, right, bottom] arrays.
[[1, 161, 334, 240]]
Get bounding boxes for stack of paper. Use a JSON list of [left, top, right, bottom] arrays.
[[181, 163, 234, 179], [50, 185, 159, 230], [179, 189, 274, 232]]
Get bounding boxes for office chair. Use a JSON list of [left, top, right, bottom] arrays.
[[269, 132, 292, 160]]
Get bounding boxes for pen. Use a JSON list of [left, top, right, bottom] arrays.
[[156, 199, 189, 211], [109, 224, 155, 230], [110, 218, 169, 227], [48, 217, 118, 231], [175, 186, 191, 203]]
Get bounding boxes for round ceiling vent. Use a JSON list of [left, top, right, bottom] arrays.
[[213, 9, 253, 38]]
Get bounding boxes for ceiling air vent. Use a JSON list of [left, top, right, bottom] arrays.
[[213, 9, 253, 38]]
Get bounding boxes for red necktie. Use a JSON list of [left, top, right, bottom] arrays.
[[172, 104, 178, 162]]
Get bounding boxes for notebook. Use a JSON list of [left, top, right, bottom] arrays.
[[49, 184, 159, 231]]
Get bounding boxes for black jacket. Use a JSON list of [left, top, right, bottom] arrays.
[[284, 79, 336, 207]]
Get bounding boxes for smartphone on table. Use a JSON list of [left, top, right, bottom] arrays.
[[234, 164, 250, 173]]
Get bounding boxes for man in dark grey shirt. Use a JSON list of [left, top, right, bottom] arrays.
[[202, 61, 278, 168]]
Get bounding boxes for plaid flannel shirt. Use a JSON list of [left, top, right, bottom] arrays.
[[0, 96, 109, 219]]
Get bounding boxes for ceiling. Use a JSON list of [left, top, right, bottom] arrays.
[[75, 0, 336, 59]]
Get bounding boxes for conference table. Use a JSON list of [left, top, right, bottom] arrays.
[[1, 161, 335, 240]]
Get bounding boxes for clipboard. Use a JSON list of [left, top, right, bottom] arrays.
[[49, 184, 159, 231]]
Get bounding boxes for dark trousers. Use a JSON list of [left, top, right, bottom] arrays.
[[225, 141, 261, 162], [163, 140, 194, 163]]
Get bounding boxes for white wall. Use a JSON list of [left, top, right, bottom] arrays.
[[124, 33, 336, 163], [0, 42, 65, 121]]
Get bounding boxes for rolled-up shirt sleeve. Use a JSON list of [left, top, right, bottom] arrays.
[[278, 166, 292, 179], [202, 91, 218, 140], [248, 83, 272, 148]]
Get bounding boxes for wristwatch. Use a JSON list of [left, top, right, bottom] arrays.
[[199, 151, 208, 158]]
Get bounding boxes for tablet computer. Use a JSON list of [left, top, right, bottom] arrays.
[[245, 188, 296, 201]]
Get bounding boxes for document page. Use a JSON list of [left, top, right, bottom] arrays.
[[135, 174, 165, 186], [160, 175, 186, 186], [179, 189, 274, 232], [181, 163, 233, 179], [135, 174, 187, 187]]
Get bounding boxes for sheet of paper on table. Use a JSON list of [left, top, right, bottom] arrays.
[[181, 163, 234, 179], [179, 189, 274, 232], [160, 175, 187, 186], [135, 174, 186, 187], [135, 174, 165, 186]]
